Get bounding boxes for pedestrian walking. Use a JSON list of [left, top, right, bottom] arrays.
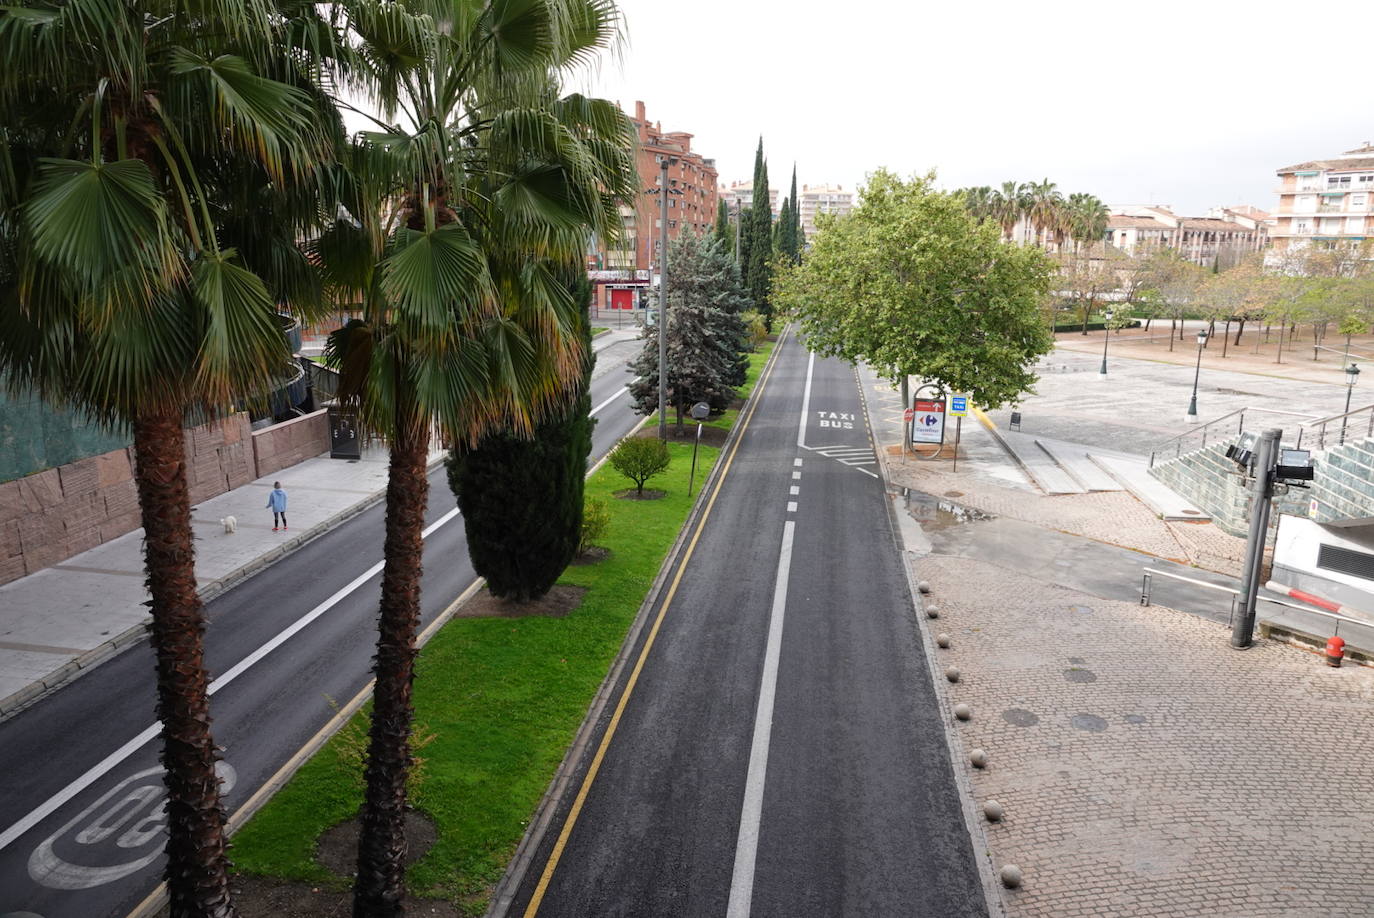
[[266, 481, 288, 531]]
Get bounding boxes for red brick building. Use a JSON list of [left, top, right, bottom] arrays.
[[591, 100, 719, 311]]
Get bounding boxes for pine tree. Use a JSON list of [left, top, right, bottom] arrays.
[[628, 232, 749, 431], [446, 272, 595, 601]]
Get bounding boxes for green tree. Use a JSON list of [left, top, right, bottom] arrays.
[[0, 1, 340, 912], [628, 232, 748, 427], [744, 138, 773, 325], [609, 437, 669, 497], [445, 272, 594, 601], [789, 164, 802, 261], [712, 197, 733, 256], [317, 2, 636, 910], [775, 170, 1055, 408], [1066, 192, 1109, 254], [1138, 249, 1206, 350]]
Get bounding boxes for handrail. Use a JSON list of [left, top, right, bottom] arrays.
[[1139, 567, 1369, 636], [1297, 400, 1374, 450], [1312, 341, 1374, 362], [1147, 406, 1317, 467]]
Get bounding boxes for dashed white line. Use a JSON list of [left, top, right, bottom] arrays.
[[590, 386, 629, 417], [786, 501, 798, 513], [788, 485, 799, 495], [791, 471, 801, 480], [793, 458, 803, 467]]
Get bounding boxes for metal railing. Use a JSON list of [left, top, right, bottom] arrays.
[[1311, 342, 1374, 363], [1147, 406, 1317, 467], [1297, 401, 1374, 451], [1139, 567, 1368, 635]]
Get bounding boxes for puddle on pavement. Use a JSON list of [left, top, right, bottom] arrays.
[[902, 489, 992, 530]]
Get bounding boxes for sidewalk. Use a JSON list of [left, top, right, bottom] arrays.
[[861, 359, 1374, 917], [0, 328, 644, 718]]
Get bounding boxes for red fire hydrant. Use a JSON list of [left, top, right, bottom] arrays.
[[1325, 636, 1346, 668]]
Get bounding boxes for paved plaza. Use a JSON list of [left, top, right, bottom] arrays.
[[862, 343, 1374, 918]]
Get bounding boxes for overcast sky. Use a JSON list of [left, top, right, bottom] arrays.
[[566, 0, 1372, 215]]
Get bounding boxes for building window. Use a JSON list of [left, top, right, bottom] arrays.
[[1327, 175, 1352, 189], [1352, 193, 1368, 208]]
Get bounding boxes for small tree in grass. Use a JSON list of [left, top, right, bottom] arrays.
[[611, 438, 670, 498]]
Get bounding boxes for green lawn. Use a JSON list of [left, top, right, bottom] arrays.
[[231, 338, 776, 912]]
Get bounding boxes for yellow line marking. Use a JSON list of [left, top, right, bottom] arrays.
[[973, 406, 995, 432], [522, 327, 792, 916]]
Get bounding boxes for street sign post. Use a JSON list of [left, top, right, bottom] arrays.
[[948, 394, 969, 470]]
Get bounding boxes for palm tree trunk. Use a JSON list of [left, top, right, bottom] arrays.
[[131, 407, 237, 918], [354, 413, 431, 918]]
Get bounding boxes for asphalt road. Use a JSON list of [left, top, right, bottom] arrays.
[[512, 333, 986, 917], [0, 340, 644, 918]]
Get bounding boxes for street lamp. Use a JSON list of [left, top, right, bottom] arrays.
[[644, 156, 680, 440], [1186, 329, 1208, 422], [1099, 309, 1114, 378], [1341, 363, 1360, 444]]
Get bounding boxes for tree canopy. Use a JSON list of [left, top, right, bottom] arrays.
[[776, 170, 1055, 409]]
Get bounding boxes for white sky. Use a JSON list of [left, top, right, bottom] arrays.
[[566, 0, 1373, 215]]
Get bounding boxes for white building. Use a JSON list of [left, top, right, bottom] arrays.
[[797, 184, 854, 239], [718, 181, 778, 217], [1106, 205, 1268, 266], [1270, 143, 1374, 254]]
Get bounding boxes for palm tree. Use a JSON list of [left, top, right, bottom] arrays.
[[1025, 178, 1062, 248], [0, 1, 340, 914], [992, 180, 1026, 241], [959, 185, 996, 224], [318, 2, 636, 912], [1067, 192, 1110, 254]]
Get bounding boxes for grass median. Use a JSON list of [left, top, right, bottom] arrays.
[[231, 339, 776, 912]]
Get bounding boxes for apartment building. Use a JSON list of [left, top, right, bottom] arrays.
[[1106, 205, 1269, 266], [718, 180, 779, 217], [591, 101, 719, 310], [1270, 143, 1374, 253], [797, 184, 854, 239]]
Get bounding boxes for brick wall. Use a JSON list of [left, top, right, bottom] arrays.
[[0, 413, 257, 586], [251, 408, 329, 479]]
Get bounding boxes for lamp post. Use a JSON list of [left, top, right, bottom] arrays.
[[1186, 328, 1208, 422], [1099, 309, 1114, 378], [1341, 363, 1360, 445], [644, 156, 679, 440]]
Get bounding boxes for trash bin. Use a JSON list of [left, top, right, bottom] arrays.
[[328, 405, 361, 459]]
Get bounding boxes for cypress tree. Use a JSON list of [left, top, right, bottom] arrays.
[[713, 197, 733, 257], [788, 164, 801, 262], [745, 139, 773, 327], [446, 271, 595, 601]]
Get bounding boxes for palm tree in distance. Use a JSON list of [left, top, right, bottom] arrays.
[[1025, 178, 1063, 248], [318, 1, 636, 912], [0, 1, 341, 914], [1068, 192, 1110, 254], [992, 180, 1026, 241]]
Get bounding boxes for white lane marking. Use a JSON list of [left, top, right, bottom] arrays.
[[791, 472, 801, 480], [786, 501, 797, 513], [793, 458, 802, 468], [0, 505, 465, 855], [590, 386, 629, 418], [788, 486, 799, 496], [797, 351, 815, 449], [726, 519, 795, 918]]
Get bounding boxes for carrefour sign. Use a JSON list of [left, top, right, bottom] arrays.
[[910, 398, 945, 444]]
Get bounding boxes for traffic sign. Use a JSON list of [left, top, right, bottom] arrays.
[[949, 395, 969, 418], [910, 398, 945, 445], [903, 408, 915, 423]]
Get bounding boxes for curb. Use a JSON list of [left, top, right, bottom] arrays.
[[483, 330, 790, 918], [863, 366, 1008, 918], [0, 453, 446, 723]]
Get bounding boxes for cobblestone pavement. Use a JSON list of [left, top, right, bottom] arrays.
[[856, 355, 1374, 917], [917, 553, 1374, 918]]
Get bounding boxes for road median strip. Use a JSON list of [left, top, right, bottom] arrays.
[[224, 339, 779, 916]]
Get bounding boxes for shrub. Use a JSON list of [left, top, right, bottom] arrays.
[[579, 498, 610, 554], [610, 438, 670, 497]]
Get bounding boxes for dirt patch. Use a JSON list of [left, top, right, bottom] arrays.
[[570, 546, 612, 565], [224, 874, 461, 917], [452, 583, 587, 619], [613, 488, 666, 500], [315, 809, 437, 878]]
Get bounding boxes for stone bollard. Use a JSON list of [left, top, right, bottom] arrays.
[[945, 666, 960, 683], [1000, 864, 1023, 888], [969, 748, 988, 768], [936, 633, 951, 648], [953, 703, 971, 721], [918, 580, 931, 594], [925, 604, 940, 619], [983, 800, 1004, 822]]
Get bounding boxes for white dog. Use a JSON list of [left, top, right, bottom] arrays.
[[220, 516, 237, 534]]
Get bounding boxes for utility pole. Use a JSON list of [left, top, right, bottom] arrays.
[[1231, 428, 1281, 649], [734, 201, 743, 265], [657, 156, 675, 441]]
